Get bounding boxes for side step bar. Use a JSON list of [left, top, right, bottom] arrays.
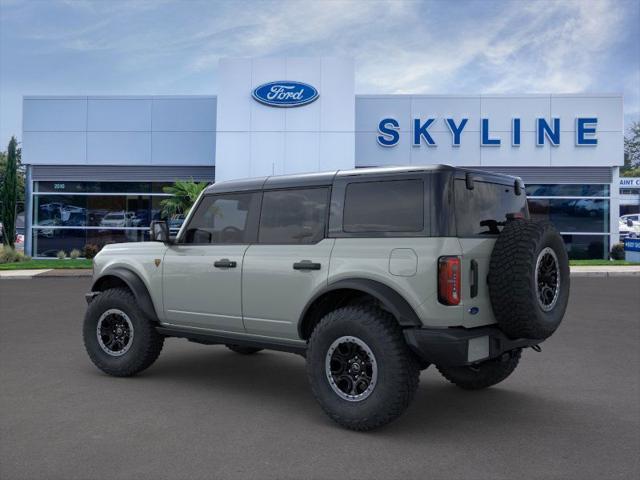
[[156, 326, 307, 356]]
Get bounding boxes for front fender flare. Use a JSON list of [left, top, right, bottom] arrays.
[[91, 267, 158, 322]]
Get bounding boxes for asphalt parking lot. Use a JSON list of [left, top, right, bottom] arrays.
[[1, 276, 639, 480]]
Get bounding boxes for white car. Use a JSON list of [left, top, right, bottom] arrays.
[[100, 211, 137, 228], [620, 214, 640, 226], [619, 217, 640, 240]]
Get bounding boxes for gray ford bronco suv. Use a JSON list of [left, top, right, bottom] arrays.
[[83, 165, 569, 430]]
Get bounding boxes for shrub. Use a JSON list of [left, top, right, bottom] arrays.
[[69, 249, 82, 259], [610, 243, 625, 260], [83, 244, 100, 259], [0, 245, 18, 263], [56, 250, 67, 259], [0, 245, 31, 264]]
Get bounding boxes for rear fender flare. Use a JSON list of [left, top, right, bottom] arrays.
[[298, 278, 422, 338]]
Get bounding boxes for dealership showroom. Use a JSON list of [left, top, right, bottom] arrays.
[[20, 57, 629, 259]]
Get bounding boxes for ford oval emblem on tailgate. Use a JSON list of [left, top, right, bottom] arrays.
[[252, 81, 319, 107]]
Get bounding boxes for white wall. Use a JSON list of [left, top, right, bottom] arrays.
[[355, 94, 623, 168], [22, 96, 216, 166], [215, 57, 355, 182]]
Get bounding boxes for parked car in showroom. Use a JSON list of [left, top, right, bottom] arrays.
[[83, 166, 570, 431]]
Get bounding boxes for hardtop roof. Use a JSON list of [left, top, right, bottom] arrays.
[[204, 165, 518, 194]]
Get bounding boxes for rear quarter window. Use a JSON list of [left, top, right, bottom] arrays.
[[343, 179, 424, 233], [455, 180, 528, 236]]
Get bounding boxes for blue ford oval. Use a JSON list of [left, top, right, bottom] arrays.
[[252, 81, 319, 107]]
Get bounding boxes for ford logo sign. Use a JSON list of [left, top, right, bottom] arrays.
[[252, 81, 319, 108]]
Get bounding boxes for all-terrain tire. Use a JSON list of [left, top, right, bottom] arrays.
[[489, 220, 570, 340], [225, 344, 263, 355], [306, 305, 419, 431], [437, 349, 522, 390], [83, 287, 164, 377]]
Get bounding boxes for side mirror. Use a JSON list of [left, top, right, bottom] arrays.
[[150, 220, 170, 243]]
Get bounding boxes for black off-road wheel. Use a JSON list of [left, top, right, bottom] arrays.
[[83, 288, 164, 377], [437, 349, 522, 390], [489, 220, 570, 340], [225, 344, 263, 355], [306, 305, 419, 431]]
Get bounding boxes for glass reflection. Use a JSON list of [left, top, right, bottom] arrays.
[[528, 199, 609, 233]]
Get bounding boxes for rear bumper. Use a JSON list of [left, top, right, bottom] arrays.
[[403, 325, 540, 367]]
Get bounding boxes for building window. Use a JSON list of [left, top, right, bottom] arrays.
[[31, 181, 173, 257], [526, 183, 611, 260]]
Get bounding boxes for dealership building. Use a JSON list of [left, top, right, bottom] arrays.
[[21, 57, 624, 259]]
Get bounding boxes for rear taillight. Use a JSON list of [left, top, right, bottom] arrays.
[[438, 256, 461, 306]]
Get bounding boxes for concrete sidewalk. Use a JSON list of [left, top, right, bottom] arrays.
[[0, 269, 92, 279], [1, 266, 639, 280], [570, 265, 640, 277]]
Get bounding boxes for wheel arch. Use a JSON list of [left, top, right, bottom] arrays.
[[91, 268, 158, 322], [298, 278, 422, 340]]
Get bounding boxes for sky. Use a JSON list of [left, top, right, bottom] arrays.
[[0, 0, 639, 147]]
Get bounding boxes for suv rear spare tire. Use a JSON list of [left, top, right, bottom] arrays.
[[488, 220, 569, 340]]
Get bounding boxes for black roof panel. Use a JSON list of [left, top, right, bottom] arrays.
[[203, 165, 518, 193]]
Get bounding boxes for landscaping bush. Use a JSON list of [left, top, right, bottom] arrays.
[[0, 245, 31, 264], [56, 250, 67, 259], [83, 244, 100, 259], [69, 249, 82, 259], [610, 243, 625, 260]]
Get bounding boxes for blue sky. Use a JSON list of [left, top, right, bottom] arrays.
[[1, 0, 639, 147]]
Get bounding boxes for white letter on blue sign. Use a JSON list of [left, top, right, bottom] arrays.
[[576, 118, 598, 146], [377, 118, 400, 147], [413, 118, 436, 147], [481, 118, 501, 146], [537, 118, 560, 146], [445, 118, 468, 147]]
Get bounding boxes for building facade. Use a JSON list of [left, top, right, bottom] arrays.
[[21, 57, 624, 259]]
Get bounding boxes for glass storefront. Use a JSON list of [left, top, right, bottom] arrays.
[[31, 181, 171, 257], [526, 183, 611, 259], [30, 180, 614, 259]]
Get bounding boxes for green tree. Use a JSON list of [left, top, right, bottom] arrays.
[[160, 179, 209, 217], [622, 121, 640, 177], [1, 137, 18, 247], [0, 143, 24, 203]]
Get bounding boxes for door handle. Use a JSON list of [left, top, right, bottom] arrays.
[[293, 260, 321, 271], [214, 258, 237, 268], [470, 259, 478, 298]]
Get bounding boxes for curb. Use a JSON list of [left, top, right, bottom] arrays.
[[570, 271, 640, 277], [0, 269, 92, 280]]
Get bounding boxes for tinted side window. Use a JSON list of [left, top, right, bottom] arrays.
[[183, 193, 260, 244], [259, 188, 329, 244], [343, 180, 424, 233], [455, 180, 528, 236]]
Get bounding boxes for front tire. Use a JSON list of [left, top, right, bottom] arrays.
[[306, 305, 419, 431], [436, 349, 522, 390], [83, 288, 164, 377]]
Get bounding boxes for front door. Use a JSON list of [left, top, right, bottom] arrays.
[[162, 191, 261, 333], [242, 187, 332, 340]]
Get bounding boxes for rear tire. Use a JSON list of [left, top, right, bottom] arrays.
[[83, 288, 164, 377], [225, 344, 263, 355], [436, 349, 521, 390], [306, 305, 419, 431]]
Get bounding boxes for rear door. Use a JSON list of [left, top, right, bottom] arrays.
[[242, 187, 333, 340], [454, 178, 529, 327]]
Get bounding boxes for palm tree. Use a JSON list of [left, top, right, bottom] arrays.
[[160, 179, 209, 217]]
